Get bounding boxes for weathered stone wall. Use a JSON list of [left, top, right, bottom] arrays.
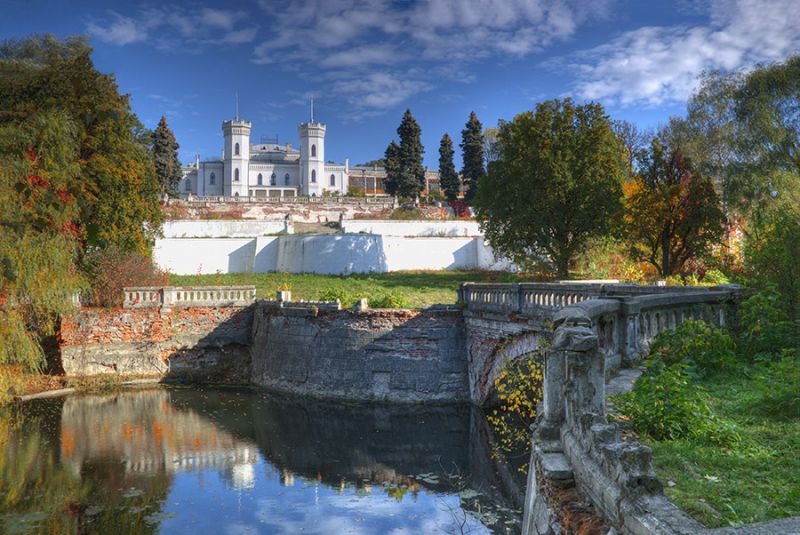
[[250, 304, 469, 402], [60, 307, 253, 382]]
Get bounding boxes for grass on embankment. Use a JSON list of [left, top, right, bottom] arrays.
[[169, 270, 541, 308], [645, 365, 800, 528]]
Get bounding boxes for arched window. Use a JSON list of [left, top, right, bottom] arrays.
[[284, 173, 290, 185], [311, 144, 316, 157], [257, 173, 263, 185], [234, 168, 240, 182], [235, 142, 240, 156], [270, 173, 276, 186], [185, 178, 191, 191], [330, 174, 336, 186], [209, 172, 216, 185], [234, 192, 239, 197], [311, 169, 316, 183]]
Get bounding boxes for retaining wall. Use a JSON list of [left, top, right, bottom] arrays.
[[60, 307, 253, 382], [249, 304, 469, 402], [154, 234, 511, 275]]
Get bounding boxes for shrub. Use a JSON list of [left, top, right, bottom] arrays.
[[616, 360, 738, 445], [388, 208, 424, 220], [368, 291, 409, 309], [318, 287, 355, 307], [739, 289, 800, 361], [648, 320, 737, 377], [701, 268, 729, 286], [575, 237, 646, 282], [83, 246, 169, 307], [346, 186, 366, 197], [448, 199, 471, 219]]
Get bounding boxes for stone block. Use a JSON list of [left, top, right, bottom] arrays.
[[539, 452, 573, 480]]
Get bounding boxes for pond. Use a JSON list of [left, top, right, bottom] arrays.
[[0, 386, 522, 534]]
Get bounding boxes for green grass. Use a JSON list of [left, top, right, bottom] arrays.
[[645, 365, 800, 528], [169, 270, 539, 308]]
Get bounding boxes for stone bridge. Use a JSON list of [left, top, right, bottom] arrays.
[[457, 281, 738, 406]]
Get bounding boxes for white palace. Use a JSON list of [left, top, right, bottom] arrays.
[[180, 115, 349, 198]]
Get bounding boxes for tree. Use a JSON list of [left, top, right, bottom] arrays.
[[461, 111, 485, 202], [152, 116, 182, 197], [474, 99, 625, 278], [438, 133, 459, 201], [383, 141, 401, 196], [612, 119, 650, 180], [356, 159, 385, 167], [0, 110, 83, 370], [624, 139, 726, 277], [0, 34, 162, 254], [397, 109, 425, 199], [384, 110, 425, 199]]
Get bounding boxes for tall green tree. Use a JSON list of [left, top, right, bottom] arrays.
[[0, 34, 162, 254], [152, 116, 182, 197], [397, 109, 425, 199], [474, 99, 624, 278], [461, 111, 485, 202], [438, 133, 459, 201], [383, 141, 401, 196], [624, 140, 726, 277]]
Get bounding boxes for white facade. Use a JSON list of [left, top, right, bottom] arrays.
[[180, 117, 349, 198]]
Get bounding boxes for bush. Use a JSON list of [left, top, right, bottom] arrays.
[[575, 237, 646, 282], [83, 246, 169, 307], [346, 186, 366, 197], [388, 208, 424, 220], [739, 289, 800, 361], [318, 287, 355, 308], [368, 290, 409, 309], [616, 360, 738, 445], [701, 268, 729, 286], [648, 320, 737, 377]]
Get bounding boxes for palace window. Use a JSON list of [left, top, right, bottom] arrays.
[[270, 173, 277, 186], [284, 173, 290, 185], [234, 168, 240, 182], [185, 178, 191, 191], [311, 170, 316, 183], [330, 174, 336, 186], [257, 173, 263, 185], [235, 142, 240, 156], [209, 172, 216, 185], [311, 144, 316, 157]]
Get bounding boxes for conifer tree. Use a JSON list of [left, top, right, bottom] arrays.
[[383, 140, 401, 196], [396, 109, 425, 199], [438, 133, 460, 201], [152, 116, 182, 197], [461, 111, 486, 202]]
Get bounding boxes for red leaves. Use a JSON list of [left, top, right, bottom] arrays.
[[28, 174, 48, 188]]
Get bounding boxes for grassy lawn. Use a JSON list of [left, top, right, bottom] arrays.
[[169, 270, 539, 308], [646, 366, 800, 528]]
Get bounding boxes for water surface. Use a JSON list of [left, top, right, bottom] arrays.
[[0, 387, 520, 534]]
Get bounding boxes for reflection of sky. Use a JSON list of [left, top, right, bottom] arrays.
[[158, 456, 490, 535]]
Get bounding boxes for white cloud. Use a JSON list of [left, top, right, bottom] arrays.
[[86, 6, 258, 50], [566, 0, 800, 106], [86, 13, 149, 46]]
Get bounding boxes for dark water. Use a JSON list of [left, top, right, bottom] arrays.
[[0, 387, 521, 534]]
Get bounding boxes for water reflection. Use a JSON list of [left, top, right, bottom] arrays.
[[1, 387, 520, 534]]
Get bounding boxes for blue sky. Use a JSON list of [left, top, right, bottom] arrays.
[[2, 0, 799, 167]]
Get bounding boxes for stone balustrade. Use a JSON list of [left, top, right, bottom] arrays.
[[122, 286, 256, 308], [520, 287, 776, 535]]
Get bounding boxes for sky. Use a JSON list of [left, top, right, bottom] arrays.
[[2, 0, 799, 167]]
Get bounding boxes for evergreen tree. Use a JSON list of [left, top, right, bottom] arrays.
[[438, 133, 460, 201], [383, 141, 401, 196], [396, 109, 425, 199], [152, 116, 182, 197], [461, 111, 485, 202]]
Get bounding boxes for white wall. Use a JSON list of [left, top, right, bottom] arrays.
[[163, 220, 288, 238], [341, 220, 482, 237], [154, 234, 510, 275]]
